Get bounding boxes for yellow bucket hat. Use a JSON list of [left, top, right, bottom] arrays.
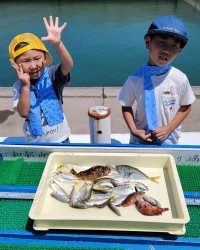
[[9, 33, 52, 65]]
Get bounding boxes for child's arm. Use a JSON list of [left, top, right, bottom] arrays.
[[153, 104, 192, 140], [122, 106, 152, 142], [41, 16, 73, 76]]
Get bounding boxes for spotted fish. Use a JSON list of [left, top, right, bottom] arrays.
[[135, 200, 169, 216], [70, 165, 112, 181]]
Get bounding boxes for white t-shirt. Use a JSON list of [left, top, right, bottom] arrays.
[[117, 67, 196, 144], [13, 65, 71, 143]]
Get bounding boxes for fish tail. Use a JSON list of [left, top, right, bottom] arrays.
[[162, 207, 169, 212], [150, 176, 160, 183]]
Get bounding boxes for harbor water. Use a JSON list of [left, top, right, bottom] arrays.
[[1, 0, 200, 87]]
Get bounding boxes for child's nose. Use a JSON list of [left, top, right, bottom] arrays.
[[162, 44, 175, 52], [161, 49, 170, 55], [29, 61, 37, 68]]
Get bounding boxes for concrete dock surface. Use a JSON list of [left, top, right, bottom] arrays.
[[0, 86, 199, 139]]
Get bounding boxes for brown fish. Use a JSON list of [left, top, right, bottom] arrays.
[[119, 191, 145, 207], [70, 165, 112, 181], [135, 200, 169, 216]]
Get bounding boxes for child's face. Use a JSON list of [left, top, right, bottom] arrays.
[[145, 34, 182, 66], [15, 49, 46, 80]]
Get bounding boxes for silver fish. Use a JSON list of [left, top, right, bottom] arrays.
[[89, 193, 112, 201], [93, 178, 115, 192], [105, 174, 133, 185], [56, 164, 80, 173], [49, 180, 68, 196], [69, 180, 92, 207], [110, 195, 128, 206], [116, 165, 160, 183], [111, 184, 137, 197], [53, 171, 79, 183], [134, 182, 149, 192], [143, 195, 162, 208], [94, 177, 116, 186], [72, 197, 111, 209], [51, 192, 69, 203]]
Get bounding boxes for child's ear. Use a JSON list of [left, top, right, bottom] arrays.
[[145, 36, 151, 49]]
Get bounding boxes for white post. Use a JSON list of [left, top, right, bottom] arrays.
[[88, 106, 111, 143]]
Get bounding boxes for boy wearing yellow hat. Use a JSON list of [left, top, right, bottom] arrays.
[[9, 16, 73, 143]]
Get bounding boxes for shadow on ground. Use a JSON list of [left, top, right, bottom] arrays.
[[0, 110, 15, 123]]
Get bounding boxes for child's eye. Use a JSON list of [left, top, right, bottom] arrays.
[[156, 41, 165, 46], [170, 44, 180, 50], [20, 60, 29, 63]]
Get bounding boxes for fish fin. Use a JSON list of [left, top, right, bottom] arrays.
[[108, 203, 121, 216], [70, 168, 78, 176], [150, 176, 160, 184]]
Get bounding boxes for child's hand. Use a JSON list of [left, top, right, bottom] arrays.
[[10, 60, 30, 87], [41, 15, 67, 46], [152, 126, 171, 141], [133, 129, 152, 142]]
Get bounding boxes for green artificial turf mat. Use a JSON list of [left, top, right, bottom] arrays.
[[177, 164, 200, 192], [0, 158, 45, 186], [183, 206, 200, 238], [0, 200, 32, 230], [0, 244, 120, 250]]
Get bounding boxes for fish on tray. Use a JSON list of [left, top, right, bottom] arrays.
[[116, 165, 160, 183], [135, 200, 169, 216], [118, 191, 145, 207], [53, 171, 80, 183], [49, 163, 169, 217], [70, 165, 112, 181]]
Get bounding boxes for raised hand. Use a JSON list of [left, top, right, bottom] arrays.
[[41, 16, 67, 46]]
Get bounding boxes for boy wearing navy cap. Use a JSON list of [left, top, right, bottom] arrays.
[[118, 15, 196, 145]]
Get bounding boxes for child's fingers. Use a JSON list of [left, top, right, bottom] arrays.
[[55, 16, 59, 27], [60, 22, 67, 31], [41, 36, 49, 41], [49, 15, 53, 26], [18, 63, 23, 71], [14, 64, 24, 76], [9, 59, 19, 70], [43, 17, 49, 29]]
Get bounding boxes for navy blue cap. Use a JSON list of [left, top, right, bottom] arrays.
[[145, 15, 188, 48]]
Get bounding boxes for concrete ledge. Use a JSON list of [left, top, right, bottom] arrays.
[[184, 0, 200, 11], [0, 86, 199, 137], [1, 86, 200, 98]]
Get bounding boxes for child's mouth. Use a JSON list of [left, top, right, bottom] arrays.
[[29, 72, 41, 79], [30, 71, 40, 76], [159, 55, 168, 61]]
